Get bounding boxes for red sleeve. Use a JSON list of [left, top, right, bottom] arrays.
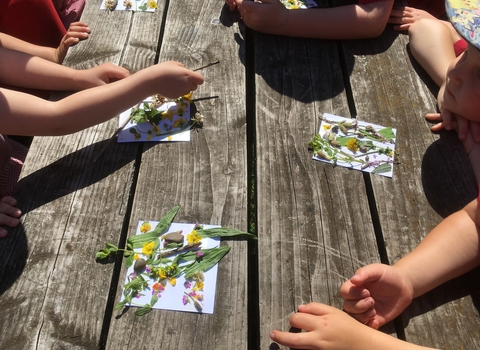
[[0, 0, 66, 48]]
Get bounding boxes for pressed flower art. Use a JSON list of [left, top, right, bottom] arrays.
[[96, 206, 256, 316], [117, 94, 203, 143], [309, 113, 397, 177], [280, 0, 318, 9], [101, 0, 158, 11]]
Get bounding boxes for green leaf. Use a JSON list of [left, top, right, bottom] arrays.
[[135, 304, 152, 316], [115, 300, 128, 310], [150, 294, 159, 307], [95, 250, 109, 259], [105, 242, 118, 251], [184, 246, 231, 279], [125, 253, 135, 269], [372, 163, 392, 174], [196, 227, 257, 240], [127, 206, 180, 249], [378, 127, 395, 140]]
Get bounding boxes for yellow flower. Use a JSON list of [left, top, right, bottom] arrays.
[[346, 138, 358, 153], [134, 254, 139, 260], [142, 241, 155, 256], [322, 124, 332, 130], [182, 92, 193, 101], [148, 0, 158, 9], [187, 230, 201, 245], [158, 269, 167, 279], [193, 281, 204, 291], [169, 278, 177, 287], [161, 109, 174, 121], [172, 118, 187, 128], [140, 221, 152, 233], [167, 136, 172, 141]]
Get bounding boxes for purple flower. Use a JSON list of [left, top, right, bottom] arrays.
[[184, 281, 192, 289], [182, 295, 188, 305]]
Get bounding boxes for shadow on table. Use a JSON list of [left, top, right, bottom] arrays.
[[0, 222, 28, 296], [401, 266, 480, 334], [421, 131, 477, 218], [220, 4, 399, 104]]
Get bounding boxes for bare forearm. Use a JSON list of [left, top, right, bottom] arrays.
[[3, 69, 156, 136], [0, 33, 56, 62], [394, 200, 480, 298]]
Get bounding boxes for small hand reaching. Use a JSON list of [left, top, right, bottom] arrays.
[[388, 6, 436, 31], [56, 22, 91, 63]]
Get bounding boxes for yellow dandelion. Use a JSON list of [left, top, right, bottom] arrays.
[[167, 136, 173, 141], [134, 254, 139, 260], [346, 138, 358, 153], [323, 124, 332, 130], [169, 278, 177, 287]]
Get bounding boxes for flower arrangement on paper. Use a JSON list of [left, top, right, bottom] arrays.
[[102, 0, 158, 12], [309, 113, 397, 177], [117, 93, 204, 143], [280, 0, 318, 9], [96, 206, 256, 315]]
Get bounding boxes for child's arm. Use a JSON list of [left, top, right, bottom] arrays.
[[341, 199, 480, 328], [0, 22, 89, 63], [0, 61, 204, 136], [0, 46, 127, 91], [234, 0, 394, 39], [270, 303, 439, 350]]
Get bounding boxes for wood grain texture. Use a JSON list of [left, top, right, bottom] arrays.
[[0, 1, 150, 348], [104, 1, 250, 349], [253, 33, 382, 348], [343, 28, 480, 349]]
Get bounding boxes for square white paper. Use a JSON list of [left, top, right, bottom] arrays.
[[120, 222, 220, 314], [100, 0, 158, 11], [313, 113, 397, 177], [117, 97, 191, 143]]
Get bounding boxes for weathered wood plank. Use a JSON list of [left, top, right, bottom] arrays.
[[342, 27, 480, 348], [0, 1, 160, 348], [105, 1, 249, 349], [254, 32, 382, 348]]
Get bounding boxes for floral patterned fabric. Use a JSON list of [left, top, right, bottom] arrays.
[[446, 0, 480, 50]]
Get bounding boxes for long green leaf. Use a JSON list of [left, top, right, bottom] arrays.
[[184, 246, 231, 279], [127, 206, 180, 248], [196, 227, 257, 240]]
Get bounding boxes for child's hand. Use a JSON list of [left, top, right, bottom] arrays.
[[340, 263, 413, 329], [56, 22, 91, 63], [388, 6, 435, 31], [0, 196, 21, 238], [81, 63, 131, 88], [225, 0, 237, 11], [235, 0, 289, 36], [270, 303, 373, 350], [148, 61, 205, 99]]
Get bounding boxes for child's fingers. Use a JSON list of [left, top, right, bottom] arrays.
[[270, 329, 314, 349], [1, 196, 17, 206], [469, 122, 480, 143], [456, 117, 469, 141]]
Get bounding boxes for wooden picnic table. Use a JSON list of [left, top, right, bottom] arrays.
[[1, 0, 480, 349]]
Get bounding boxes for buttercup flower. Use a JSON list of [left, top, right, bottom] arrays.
[[142, 241, 155, 256], [148, 0, 158, 9], [140, 221, 151, 233], [187, 230, 201, 245]]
